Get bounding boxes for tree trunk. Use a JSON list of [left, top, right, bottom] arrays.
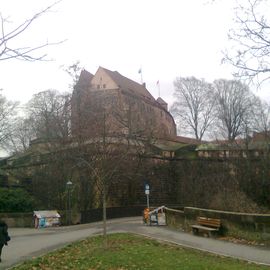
[[102, 186, 107, 249]]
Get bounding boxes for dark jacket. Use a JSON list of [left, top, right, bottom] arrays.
[[0, 220, 10, 245]]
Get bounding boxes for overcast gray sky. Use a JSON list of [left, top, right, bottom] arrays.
[[0, 0, 269, 106]]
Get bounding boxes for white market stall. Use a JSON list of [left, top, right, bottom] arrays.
[[34, 210, 61, 228]]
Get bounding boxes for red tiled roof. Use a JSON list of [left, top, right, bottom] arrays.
[[77, 69, 94, 88], [100, 67, 155, 101], [174, 135, 202, 144], [156, 97, 168, 105]]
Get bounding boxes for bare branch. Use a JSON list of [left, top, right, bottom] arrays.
[[0, 0, 64, 62], [213, 79, 257, 141], [224, 0, 270, 86]]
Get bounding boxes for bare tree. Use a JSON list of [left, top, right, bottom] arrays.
[[2, 117, 35, 154], [0, 1, 64, 153], [26, 89, 71, 141], [0, 1, 63, 62], [213, 79, 257, 141], [171, 76, 215, 140], [0, 91, 18, 148], [69, 83, 148, 247], [254, 100, 270, 133], [224, 0, 270, 86], [64, 60, 83, 90], [249, 99, 270, 148], [1, 89, 71, 154]]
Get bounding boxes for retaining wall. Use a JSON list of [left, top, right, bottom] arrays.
[[0, 212, 33, 227], [0, 206, 144, 227], [166, 206, 270, 241]]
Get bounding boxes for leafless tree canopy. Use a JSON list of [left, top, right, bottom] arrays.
[[26, 89, 71, 140], [213, 79, 257, 141], [2, 117, 35, 154], [0, 1, 63, 62], [253, 99, 270, 134], [224, 0, 270, 86], [171, 77, 215, 140], [171, 76, 262, 141], [0, 91, 18, 144]]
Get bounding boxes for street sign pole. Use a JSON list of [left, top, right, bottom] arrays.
[[145, 184, 150, 209]]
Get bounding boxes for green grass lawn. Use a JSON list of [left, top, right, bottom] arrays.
[[13, 233, 270, 270]]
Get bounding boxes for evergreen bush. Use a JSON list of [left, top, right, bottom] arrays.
[[0, 188, 35, 212]]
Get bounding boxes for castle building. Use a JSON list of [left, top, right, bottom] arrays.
[[71, 67, 177, 140]]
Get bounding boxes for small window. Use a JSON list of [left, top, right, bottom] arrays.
[[142, 104, 145, 111], [103, 84, 106, 89]]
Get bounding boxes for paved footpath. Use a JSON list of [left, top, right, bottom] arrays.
[[1, 217, 270, 269]]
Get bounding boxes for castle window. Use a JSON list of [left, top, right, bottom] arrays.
[[97, 84, 100, 89], [103, 84, 106, 89]]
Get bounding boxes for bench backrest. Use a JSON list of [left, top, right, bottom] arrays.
[[197, 217, 221, 228]]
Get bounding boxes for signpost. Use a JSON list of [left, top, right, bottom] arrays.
[[66, 180, 73, 225], [145, 183, 150, 209]]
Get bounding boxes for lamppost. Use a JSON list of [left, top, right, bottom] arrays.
[[66, 180, 73, 225]]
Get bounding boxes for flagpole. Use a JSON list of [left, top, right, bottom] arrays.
[[139, 66, 143, 84], [157, 80, 160, 97]]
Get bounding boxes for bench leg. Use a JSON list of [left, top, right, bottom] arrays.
[[192, 228, 199, 235]]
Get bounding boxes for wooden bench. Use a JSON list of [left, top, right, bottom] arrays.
[[191, 217, 221, 237]]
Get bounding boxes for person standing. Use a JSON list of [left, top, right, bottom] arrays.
[[0, 219, 10, 262], [143, 208, 149, 224]]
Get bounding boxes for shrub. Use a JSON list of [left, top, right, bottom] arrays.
[[209, 189, 268, 213], [0, 188, 35, 212]]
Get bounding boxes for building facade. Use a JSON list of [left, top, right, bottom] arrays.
[[71, 67, 177, 140]]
